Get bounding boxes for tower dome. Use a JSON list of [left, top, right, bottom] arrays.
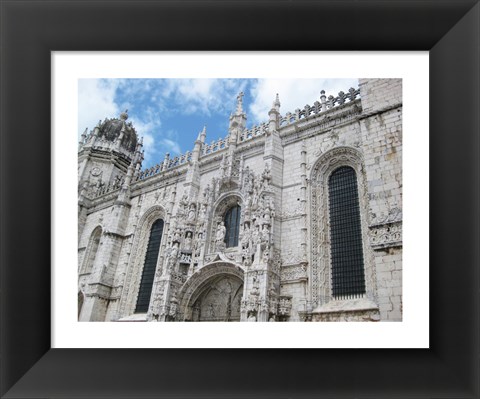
[[98, 110, 138, 153]]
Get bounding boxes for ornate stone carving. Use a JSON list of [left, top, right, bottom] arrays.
[[278, 296, 292, 317], [279, 201, 305, 219], [165, 243, 180, 272], [281, 264, 308, 282], [369, 221, 402, 249], [281, 248, 302, 266], [370, 206, 402, 226]]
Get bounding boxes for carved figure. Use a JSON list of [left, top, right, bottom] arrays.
[[172, 228, 182, 243], [216, 222, 226, 243], [203, 184, 210, 201], [262, 246, 270, 263], [261, 225, 270, 244], [166, 243, 179, 271], [251, 225, 261, 246], [184, 231, 193, 250], [199, 203, 207, 222], [187, 205, 196, 222]]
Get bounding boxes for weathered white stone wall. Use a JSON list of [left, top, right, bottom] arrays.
[[359, 78, 402, 114], [359, 79, 403, 321]]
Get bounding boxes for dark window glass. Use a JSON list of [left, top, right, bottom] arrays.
[[328, 166, 366, 298], [135, 219, 164, 313], [224, 205, 241, 248]]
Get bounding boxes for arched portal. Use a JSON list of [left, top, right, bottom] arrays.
[[177, 261, 244, 321], [191, 275, 243, 322]]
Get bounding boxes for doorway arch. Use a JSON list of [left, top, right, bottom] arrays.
[[177, 261, 244, 321]]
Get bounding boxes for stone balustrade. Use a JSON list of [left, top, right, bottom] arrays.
[[238, 122, 268, 143], [279, 87, 360, 127], [202, 137, 228, 155]]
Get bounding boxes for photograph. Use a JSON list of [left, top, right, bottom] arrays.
[[77, 78, 403, 322]]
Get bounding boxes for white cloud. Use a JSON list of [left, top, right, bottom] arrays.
[[161, 138, 182, 155], [77, 79, 123, 137], [163, 79, 247, 116], [248, 78, 359, 125]]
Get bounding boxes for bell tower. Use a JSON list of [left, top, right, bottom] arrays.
[[78, 110, 143, 240]]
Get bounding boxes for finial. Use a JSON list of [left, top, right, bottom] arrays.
[[120, 109, 129, 121], [236, 92, 244, 114], [273, 93, 281, 110], [197, 125, 207, 142]]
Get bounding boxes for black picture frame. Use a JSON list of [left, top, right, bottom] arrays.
[[1, 1, 479, 398]]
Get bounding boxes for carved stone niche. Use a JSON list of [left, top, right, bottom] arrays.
[[208, 193, 243, 254]]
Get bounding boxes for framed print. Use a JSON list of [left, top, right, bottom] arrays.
[[1, 1, 479, 398]]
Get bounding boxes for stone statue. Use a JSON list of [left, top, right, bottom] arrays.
[[184, 231, 193, 250], [262, 246, 270, 263], [251, 225, 261, 246], [261, 224, 270, 244], [166, 243, 179, 271], [203, 184, 210, 201], [216, 222, 226, 243], [187, 205, 196, 222], [199, 203, 207, 222]]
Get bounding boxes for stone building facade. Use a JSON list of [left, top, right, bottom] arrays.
[[77, 78, 402, 322]]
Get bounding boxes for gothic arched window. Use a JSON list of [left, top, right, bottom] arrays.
[[135, 218, 164, 313], [224, 205, 241, 248], [82, 226, 102, 274], [328, 166, 366, 299]]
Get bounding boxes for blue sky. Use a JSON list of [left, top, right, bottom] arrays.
[[78, 78, 359, 169]]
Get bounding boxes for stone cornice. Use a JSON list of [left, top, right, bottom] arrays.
[[358, 103, 402, 120]]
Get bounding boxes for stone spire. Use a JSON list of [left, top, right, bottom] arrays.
[[273, 93, 280, 111], [229, 92, 247, 144], [197, 125, 207, 143], [236, 92, 244, 114], [192, 126, 206, 163], [268, 93, 281, 133]]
